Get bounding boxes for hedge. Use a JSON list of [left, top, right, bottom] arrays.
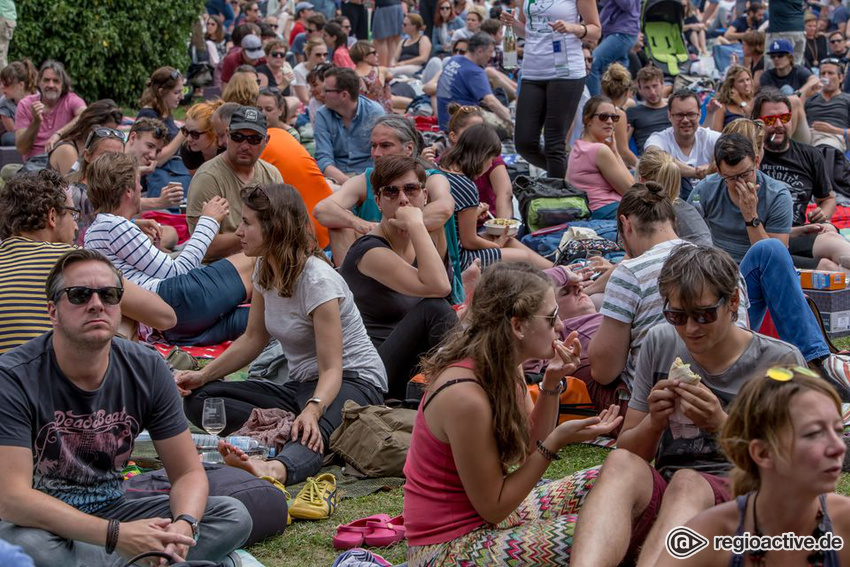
[[10, 0, 206, 107]]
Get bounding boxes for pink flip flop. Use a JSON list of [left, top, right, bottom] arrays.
[[364, 515, 406, 547], [333, 514, 391, 550]]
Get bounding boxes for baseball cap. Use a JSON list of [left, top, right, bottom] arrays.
[[295, 2, 315, 15], [767, 38, 794, 55], [229, 105, 268, 136], [241, 34, 265, 60]]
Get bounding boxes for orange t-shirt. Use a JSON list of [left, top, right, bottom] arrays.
[[260, 128, 331, 249]]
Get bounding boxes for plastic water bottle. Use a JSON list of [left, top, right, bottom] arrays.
[[192, 434, 272, 458]]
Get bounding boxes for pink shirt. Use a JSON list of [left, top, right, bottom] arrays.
[[403, 359, 487, 546], [566, 139, 622, 212], [333, 46, 356, 69], [15, 92, 86, 158]]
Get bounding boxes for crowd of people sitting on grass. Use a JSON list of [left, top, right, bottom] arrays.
[[5, 0, 850, 564]]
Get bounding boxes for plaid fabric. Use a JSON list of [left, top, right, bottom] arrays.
[[807, 204, 850, 229]]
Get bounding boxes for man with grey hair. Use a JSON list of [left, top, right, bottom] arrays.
[[15, 60, 86, 160], [314, 115, 454, 265], [0, 249, 252, 566], [573, 244, 805, 567], [436, 31, 512, 131]]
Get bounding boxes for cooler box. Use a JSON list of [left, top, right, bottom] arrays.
[[807, 287, 850, 339]]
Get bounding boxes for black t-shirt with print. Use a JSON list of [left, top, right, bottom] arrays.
[[761, 140, 832, 225]]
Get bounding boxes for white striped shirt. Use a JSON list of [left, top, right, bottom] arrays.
[[84, 213, 220, 292]]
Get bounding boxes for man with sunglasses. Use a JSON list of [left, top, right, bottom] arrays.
[[645, 90, 721, 195], [221, 33, 267, 85], [760, 39, 820, 98], [0, 248, 252, 566], [573, 244, 806, 567], [291, 13, 327, 63], [186, 105, 283, 260], [805, 58, 850, 151]]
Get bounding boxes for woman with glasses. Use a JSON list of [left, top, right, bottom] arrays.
[[390, 14, 433, 77], [600, 63, 637, 168], [658, 367, 850, 566], [48, 99, 123, 176], [206, 14, 228, 63], [566, 96, 634, 220], [340, 155, 458, 399], [432, 0, 465, 57], [707, 66, 755, 132], [403, 261, 621, 567], [440, 123, 554, 269], [175, 184, 387, 488], [351, 40, 397, 113], [180, 100, 224, 173], [500, 0, 601, 179], [137, 66, 186, 164], [325, 22, 356, 69], [293, 38, 329, 104], [257, 38, 296, 94]]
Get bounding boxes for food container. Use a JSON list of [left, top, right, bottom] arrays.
[[798, 269, 846, 291], [483, 218, 521, 237]]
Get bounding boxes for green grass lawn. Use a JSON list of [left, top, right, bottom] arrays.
[[245, 441, 850, 567]]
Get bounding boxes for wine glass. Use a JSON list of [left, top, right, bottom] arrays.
[[202, 398, 227, 440]]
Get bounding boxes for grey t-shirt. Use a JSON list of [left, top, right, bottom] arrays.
[[688, 170, 794, 263], [630, 324, 805, 479], [805, 92, 850, 129], [255, 256, 388, 393], [674, 199, 713, 247], [0, 333, 188, 514], [626, 104, 671, 153], [0, 95, 15, 135]]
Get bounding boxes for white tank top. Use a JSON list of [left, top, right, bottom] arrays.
[[521, 0, 585, 81]]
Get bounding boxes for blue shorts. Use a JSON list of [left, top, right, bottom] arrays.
[[156, 259, 249, 345]]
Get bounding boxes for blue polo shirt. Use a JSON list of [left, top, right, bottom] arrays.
[[314, 95, 386, 175], [436, 56, 493, 131]]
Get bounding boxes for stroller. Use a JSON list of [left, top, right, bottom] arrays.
[[642, 0, 691, 77]]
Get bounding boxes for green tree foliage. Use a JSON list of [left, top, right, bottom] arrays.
[[9, 0, 205, 106]]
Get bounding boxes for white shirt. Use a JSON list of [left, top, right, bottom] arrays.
[[645, 126, 721, 167]]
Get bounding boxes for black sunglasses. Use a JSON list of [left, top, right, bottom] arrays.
[[270, 51, 287, 58], [181, 126, 209, 139], [85, 127, 125, 149], [378, 182, 424, 200], [453, 48, 467, 54], [230, 132, 264, 145], [54, 286, 124, 306], [662, 298, 726, 326], [593, 112, 620, 122]]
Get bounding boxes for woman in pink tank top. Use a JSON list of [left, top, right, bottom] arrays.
[[403, 262, 622, 566], [566, 96, 634, 220]]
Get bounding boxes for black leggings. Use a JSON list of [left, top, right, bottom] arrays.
[[514, 78, 586, 178], [376, 297, 457, 400], [184, 374, 383, 485], [342, 2, 369, 40]]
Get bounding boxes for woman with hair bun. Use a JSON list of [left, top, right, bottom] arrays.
[[601, 63, 637, 167], [658, 367, 850, 565]]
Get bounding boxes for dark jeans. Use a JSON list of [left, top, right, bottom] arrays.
[[514, 78, 585, 178], [0, 495, 251, 566], [375, 298, 457, 400], [418, 0, 438, 42], [342, 2, 369, 39], [185, 374, 383, 485], [156, 259, 249, 345]]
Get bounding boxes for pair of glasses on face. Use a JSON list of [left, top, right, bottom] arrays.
[[829, 38, 846, 44], [379, 182, 424, 200], [230, 132, 264, 145], [593, 112, 620, 123], [181, 126, 209, 139], [672, 112, 700, 122], [759, 112, 791, 126], [54, 286, 124, 306], [270, 51, 287, 58], [440, 6, 452, 10], [85, 127, 125, 149], [662, 298, 725, 326], [58, 205, 81, 222], [766, 365, 820, 382], [534, 304, 560, 327], [453, 48, 467, 54], [720, 167, 755, 184]]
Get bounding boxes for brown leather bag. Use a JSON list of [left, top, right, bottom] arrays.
[[329, 401, 416, 478]]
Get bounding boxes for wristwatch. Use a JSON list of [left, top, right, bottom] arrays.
[[174, 514, 200, 542], [307, 397, 327, 416], [745, 217, 762, 228]]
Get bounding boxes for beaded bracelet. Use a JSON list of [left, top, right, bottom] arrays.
[[537, 440, 561, 461]]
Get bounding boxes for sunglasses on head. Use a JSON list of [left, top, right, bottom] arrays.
[[181, 126, 209, 139], [379, 182, 424, 200], [593, 112, 620, 122], [169, 69, 182, 81], [765, 365, 820, 382], [759, 112, 792, 126], [54, 286, 124, 306], [662, 297, 726, 326], [230, 132, 264, 145], [85, 127, 125, 149], [533, 304, 560, 327]]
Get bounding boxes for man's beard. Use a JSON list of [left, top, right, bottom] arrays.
[[764, 130, 788, 151]]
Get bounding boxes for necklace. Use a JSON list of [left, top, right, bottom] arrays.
[[748, 490, 828, 566]]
